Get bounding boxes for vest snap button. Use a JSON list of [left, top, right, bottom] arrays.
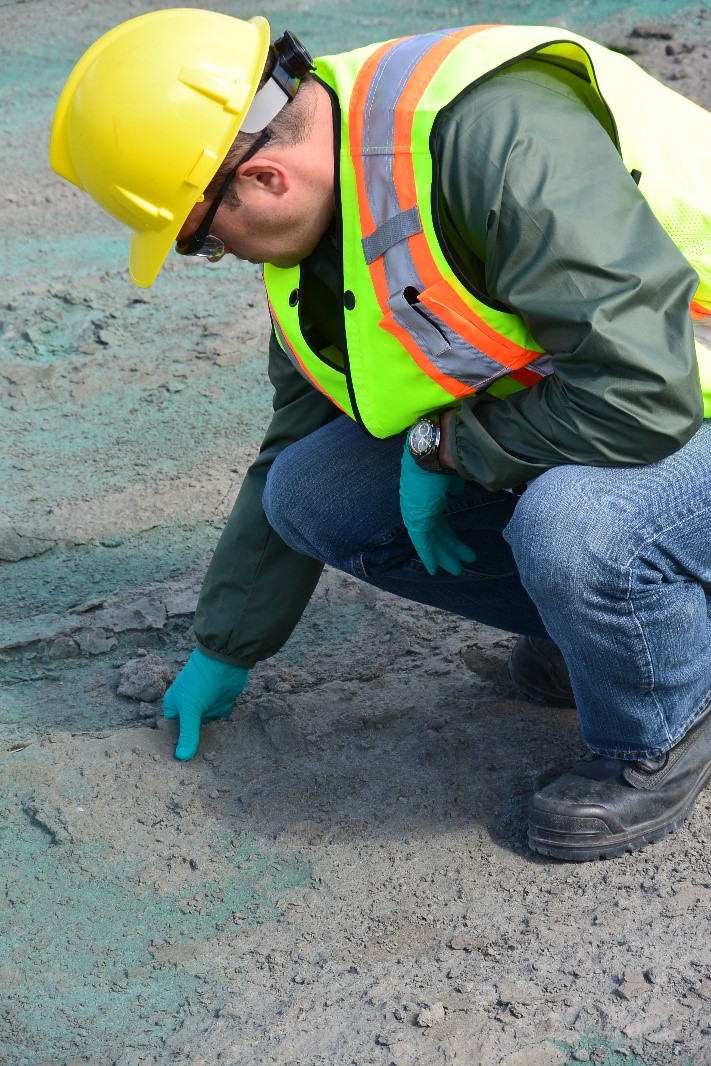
[[288, 289, 299, 307], [343, 290, 356, 310]]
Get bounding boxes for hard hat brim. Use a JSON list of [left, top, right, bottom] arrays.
[[50, 11, 272, 288]]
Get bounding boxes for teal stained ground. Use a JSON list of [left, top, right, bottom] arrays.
[[0, 797, 310, 1065]]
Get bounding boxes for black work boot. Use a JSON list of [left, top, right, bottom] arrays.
[[507, 636, 575, 708], [528, 703, 711, 861]]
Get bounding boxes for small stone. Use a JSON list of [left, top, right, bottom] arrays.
[[75, 628, 118, 656], [617, 972, 648, 1001], [449, 935, 474, 951], [630, 22, 676, 39], [696, 978, 711, 1001], [48, 635, 80, 660], [646, 1027, 682, 1045], [571, 1051, 590, 1062], [117, 654, 173, 702], [97, 327, 122, 346], [415, 1002, 445, 1028]]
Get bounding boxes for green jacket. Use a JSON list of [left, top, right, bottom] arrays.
[[195, 58, 702, 668]]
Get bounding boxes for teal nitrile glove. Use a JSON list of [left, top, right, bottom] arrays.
[[399, 446, 477, 576], [163, 648, 249, 761]]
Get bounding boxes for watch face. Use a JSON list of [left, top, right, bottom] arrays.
[[409, 419, 437, 458]]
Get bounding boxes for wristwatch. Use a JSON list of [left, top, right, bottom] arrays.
[[407, 415, 450, 473]]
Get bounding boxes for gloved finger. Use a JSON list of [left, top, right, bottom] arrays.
[[174, 704, 204, 762], [429, 530, 464, 576], [437, 521, 477, 564], [162, 682, 180, 720], [409, 531, 440, 576]]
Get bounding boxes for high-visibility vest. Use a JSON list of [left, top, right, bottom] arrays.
[[264, 25, 711, 437]]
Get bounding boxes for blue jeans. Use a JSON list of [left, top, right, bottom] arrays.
[[263, 416, 711, 760]]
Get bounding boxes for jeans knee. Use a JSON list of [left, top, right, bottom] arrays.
[[504, 467, 625, 609], [263, 444, 354, 566], [263, 449, 313, 555]]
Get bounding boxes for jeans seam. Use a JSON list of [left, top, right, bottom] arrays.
[[445, 492, 512, 517], [623, 559, 670, 747], [620, 499, 711, 749], [352, 550, 519, 582]]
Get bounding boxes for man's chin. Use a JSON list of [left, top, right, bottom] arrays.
[[264, 254, 303, 270]]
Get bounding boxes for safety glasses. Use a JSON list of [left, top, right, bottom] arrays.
[[175, 128, 271, 261]]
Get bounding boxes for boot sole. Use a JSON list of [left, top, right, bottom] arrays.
[[528, 802, 694, 862], [528, 762, 711, 861]]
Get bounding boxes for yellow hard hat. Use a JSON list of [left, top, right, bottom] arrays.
[[49, 8, 270, 287]]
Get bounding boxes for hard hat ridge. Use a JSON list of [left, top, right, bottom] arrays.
[[49, 8, 272, 287]]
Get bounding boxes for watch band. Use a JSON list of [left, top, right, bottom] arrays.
[[407, 416, 450, 473]]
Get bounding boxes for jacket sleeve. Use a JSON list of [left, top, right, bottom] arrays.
[[436, 64, 703, 491], [194, 330, 340, 667]]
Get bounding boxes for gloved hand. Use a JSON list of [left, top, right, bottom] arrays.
[[163, 648, 249, 761], [399, 446, 477, 576]]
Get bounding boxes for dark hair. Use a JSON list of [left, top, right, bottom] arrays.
[[203, 66, 316, 207]]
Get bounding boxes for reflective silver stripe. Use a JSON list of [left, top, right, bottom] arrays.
[[525, 353, 555, 378], [387, 288, 449, 358], [358, 34, 525, 388], [361, 33, 444, 262], [362, 206, 422, 264]]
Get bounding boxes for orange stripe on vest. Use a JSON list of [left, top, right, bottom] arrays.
[[351, 27, 544, 389]]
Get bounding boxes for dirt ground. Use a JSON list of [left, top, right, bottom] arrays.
[[2, 1, 711, 1064]]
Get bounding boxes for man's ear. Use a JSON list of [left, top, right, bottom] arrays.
[[237, 160, 290, 197]]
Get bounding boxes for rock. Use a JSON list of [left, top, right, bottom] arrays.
[[604, 38, 640, 56], [617, 971, 649, 1001], [695, 977, 711, 1001], [163, 587, 199, 617], [117, 654, 173, 702], [48, 634, 80, 659], [630, 22, 677, 39], [415, 1002, 445, 1027], [0, 528, 53, 561], [449, 934, 475, 951], [75, 628, 118, 656]]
